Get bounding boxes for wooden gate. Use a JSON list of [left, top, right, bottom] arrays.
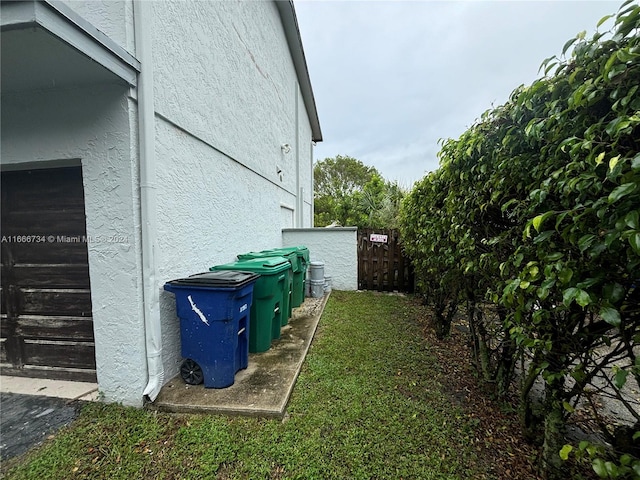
[[358, 228, 414, 292]]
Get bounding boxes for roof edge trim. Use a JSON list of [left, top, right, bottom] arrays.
[[275, 0, 323, 142]]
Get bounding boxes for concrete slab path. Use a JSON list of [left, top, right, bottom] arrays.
[[151, 294, 329, 418], [1, 377, 99, 401]]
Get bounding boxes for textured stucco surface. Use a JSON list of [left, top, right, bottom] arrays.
[[1, 86, 146, 407], [152, 0, 310, 195], [155, 117, 291, 379], [60, 0, 135, 53], [282, 229, 358, 290], [297, 87, 314, 227], [152, 0, 316, 382]]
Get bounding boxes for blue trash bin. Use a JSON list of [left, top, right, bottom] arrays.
[[164, 270, 259, 388]]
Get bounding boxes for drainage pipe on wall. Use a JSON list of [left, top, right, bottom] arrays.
[[295, 82, 302, 228], [134, 0, 164, 402]]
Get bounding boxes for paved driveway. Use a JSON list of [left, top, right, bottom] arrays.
[[0, 392, 83, 461]]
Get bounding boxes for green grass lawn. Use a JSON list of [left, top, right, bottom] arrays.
[[3, 291, 485, 480]]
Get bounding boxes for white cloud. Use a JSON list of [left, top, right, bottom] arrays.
[[296, 0, 620, 185]]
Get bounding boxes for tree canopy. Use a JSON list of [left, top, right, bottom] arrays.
[[313, 155, 406, 229]]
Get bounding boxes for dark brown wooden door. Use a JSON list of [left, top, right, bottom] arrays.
[[1, 167, 96, 382], [358, 228, 414, 293]]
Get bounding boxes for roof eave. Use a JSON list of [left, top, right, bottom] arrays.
[[275, 0, 323, 143]]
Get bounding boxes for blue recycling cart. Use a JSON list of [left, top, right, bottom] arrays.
[[164, 271, 258, 388]]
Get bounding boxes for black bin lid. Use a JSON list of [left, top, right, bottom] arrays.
[[166, 271, 259, 288]]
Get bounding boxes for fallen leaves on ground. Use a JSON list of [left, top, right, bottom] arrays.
[[414, 301, 544, 480]]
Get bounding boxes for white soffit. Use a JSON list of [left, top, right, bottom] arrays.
[[1, 0, 140, 93]]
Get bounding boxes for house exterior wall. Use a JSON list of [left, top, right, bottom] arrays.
[[282, 228, 358, 291], [60, 0, 136, 53], [150, 0, 317, 380], [152, 1, 308, 192], [1, 0, 317, 404], [155, 118, 295, 377], [0, 85, 147, 406]]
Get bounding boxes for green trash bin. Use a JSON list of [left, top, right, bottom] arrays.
[[241, 246, 309, 308], [237, 250, 295, 324], [282, 246, 309, 307], [211, 257, 290, 353]]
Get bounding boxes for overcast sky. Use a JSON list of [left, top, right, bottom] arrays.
[[294, 0, 621, 187]]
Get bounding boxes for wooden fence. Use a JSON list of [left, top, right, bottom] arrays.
[[357, 228, 414, 292]]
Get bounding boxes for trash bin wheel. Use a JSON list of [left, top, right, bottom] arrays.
[[180, 358, 204, 385]]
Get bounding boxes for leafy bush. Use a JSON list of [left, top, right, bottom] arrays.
[[401, 2, 640, 478]]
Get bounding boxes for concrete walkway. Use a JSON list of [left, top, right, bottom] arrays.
[[0, 377, 99, 401], [151, 293, 329, 418]]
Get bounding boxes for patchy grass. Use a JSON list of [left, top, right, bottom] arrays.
[[3, 291, 485, 480]]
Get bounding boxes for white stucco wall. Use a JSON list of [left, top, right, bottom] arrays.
[[60, 0, 135, 53], [152, 1, 296, 184], [282, 228, 358, 291], [1, 86, 146, 406], [150, 0, 318, 380], [155, 117, 293, 378], [2, 0, 318, 403]]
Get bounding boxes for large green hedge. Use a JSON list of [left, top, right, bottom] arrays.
[[400, 3, 640, 478]]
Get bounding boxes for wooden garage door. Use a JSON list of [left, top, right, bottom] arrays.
[[1, 167, 96, 382]]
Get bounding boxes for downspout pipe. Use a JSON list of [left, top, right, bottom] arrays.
[[134, 0, 164, 402], [295, 82, 302, 228]]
